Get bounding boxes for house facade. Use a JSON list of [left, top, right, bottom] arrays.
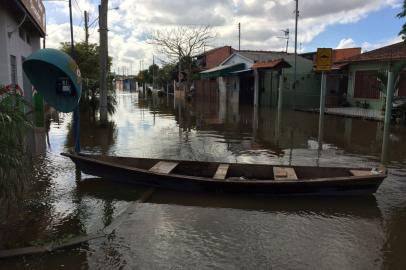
[[200, 51, 319, 109], [0, 0, 45, 103], [339, 42, 406, 110]]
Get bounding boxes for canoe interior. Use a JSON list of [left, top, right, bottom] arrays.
[[86, 154, 355, 180]]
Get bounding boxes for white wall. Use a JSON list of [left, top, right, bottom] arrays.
[[0, 9, 9, 86], [222, 54, 252, 68], [218, 77, 227, 122], [0, 7, 41, 94]]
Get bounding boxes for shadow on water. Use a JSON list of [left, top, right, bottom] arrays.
[[148, 189, 382, 219], [74, 177, 382, 220], [76, 178, 151, 201]]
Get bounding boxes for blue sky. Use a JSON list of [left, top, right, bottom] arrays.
[[43, 0, 405, 72], [308, 5, 403, 51]]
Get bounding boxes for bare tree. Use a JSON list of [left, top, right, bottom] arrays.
[[149, 25, 216, 91]]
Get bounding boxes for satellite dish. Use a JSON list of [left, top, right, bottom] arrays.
[[23, 48, 82, 113]]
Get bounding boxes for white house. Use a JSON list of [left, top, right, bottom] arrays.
[[200, 51, 317, 111], [0, 0, 45, 103]]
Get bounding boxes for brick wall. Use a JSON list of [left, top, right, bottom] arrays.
[[205, 46, 234, 69]]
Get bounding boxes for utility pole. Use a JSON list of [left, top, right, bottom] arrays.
[[293, 0, 299, 108], [69, 0, 80, 153], [178, 47, 181, 84], [284, 29, 289, 53], [84, 10, 89, 44], [153, 55, 155, 89], [238, 23, 241, 51], [99, 0, 108, 123]]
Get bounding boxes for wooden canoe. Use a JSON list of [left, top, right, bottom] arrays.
[[62, 153, 387, 196]]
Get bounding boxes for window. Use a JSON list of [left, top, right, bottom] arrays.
[[398, 71, 406, 97], [19, 27, 25, 41], [10, 55, 17, 86], [354, 70, 380, 99]]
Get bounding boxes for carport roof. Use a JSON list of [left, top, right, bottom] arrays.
[[200, 63, 245, 79]]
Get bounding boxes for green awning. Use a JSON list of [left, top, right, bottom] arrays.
[[200, 63, 245, 79]]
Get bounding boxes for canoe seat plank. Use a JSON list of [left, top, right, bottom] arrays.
[[214, 164, 229, 180], [273, 167, 298, 181], [149, 161, 179, 174], [350, 170, 372, 177]]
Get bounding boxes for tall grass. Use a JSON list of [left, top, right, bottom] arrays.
[[0, 90, 33, 203]]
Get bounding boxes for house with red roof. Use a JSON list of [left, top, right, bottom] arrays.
[[337, 42, 406, 110]]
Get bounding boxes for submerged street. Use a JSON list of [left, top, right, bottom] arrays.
[[1, 92, 406, 269]]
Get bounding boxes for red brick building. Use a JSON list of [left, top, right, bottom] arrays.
[[195, 46, 235, 70]]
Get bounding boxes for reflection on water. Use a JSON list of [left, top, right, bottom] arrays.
[[1, 92, 406, 269]]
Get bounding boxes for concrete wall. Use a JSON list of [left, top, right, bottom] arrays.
[[218, 77, 227, 121], [0, 8, 9, 86], [0, 7, 41, 98], [259, 61, 319, 109], [221, 53, 319, 108]]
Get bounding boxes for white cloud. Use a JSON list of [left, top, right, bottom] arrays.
[[43, 0, 401, 73], [333, 36, 402, 53], [336, 38, 356, 49], [361, 36, 403, 52]]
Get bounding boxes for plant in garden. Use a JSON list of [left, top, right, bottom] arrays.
[[0, 85, 33, 202]]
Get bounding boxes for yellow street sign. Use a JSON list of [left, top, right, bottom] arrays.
[[316, 48, 333, 71]]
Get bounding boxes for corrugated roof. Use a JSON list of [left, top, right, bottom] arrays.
[[340, 42, 406, 63], [333, 48, 361, 62], [237, 51, 311, 65]]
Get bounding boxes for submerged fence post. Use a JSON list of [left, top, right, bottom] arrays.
[[275, 71, 284, 145], [253, 69, 259, 133], [278, 71, 284, 114], [381, 66, 395, 164], [318, 72, 327, 150]]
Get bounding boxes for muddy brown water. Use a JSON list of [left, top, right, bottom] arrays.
[[1, 92, 406, 269]]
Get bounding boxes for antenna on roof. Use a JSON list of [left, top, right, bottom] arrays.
[[238, 23, 241, 51], [278, 28, 289, 53]]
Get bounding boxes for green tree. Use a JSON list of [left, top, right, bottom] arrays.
[[398, 1, 406, 40], [60, 42, 116, 121], [158, 63, 176, 88]]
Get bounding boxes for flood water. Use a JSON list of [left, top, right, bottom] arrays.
[[1, 92, 406, 269]]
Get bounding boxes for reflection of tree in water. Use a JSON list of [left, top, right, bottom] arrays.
[[65, 111, 118, 154], [0, 155, 87, 250], [138, 93, 176, 116]]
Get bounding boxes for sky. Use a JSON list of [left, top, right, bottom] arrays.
[[43, 0, 405, 74]]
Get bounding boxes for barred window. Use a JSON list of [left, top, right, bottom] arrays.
[[398, 71, 406, 97], [10, 55, 17, 86]]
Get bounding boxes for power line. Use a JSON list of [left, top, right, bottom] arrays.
[[88, 16, 99, 28], [73, 0, 82, 14]]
